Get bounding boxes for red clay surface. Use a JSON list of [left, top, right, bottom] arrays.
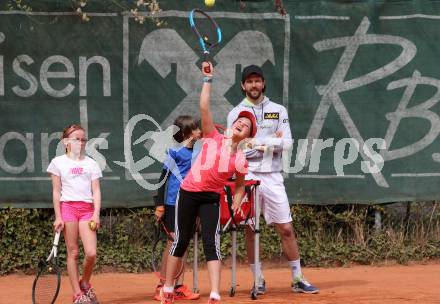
[[2, 263, 440, 303]]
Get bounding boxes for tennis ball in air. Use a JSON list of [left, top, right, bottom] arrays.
[[205, 0, 215, 7], [88, 220, 97, 231]]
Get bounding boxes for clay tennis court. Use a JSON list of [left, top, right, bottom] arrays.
[[2, 262, 439, 303]]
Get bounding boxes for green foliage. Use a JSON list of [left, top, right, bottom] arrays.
[[6, 0, 32, 12], [1, 208, 55, 274], [3, 0, 165, 25], [291, 203, 440, 266], [1, 203, 440, 275]]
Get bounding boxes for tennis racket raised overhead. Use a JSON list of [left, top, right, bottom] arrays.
[[188, 8, 222, 65], [151, 219, 184, 281], [32, 231, 61, 304]]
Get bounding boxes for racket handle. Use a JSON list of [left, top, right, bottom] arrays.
[[54, 231, 61, 246], [202, 50, 211, 72], [202, 57, 211, 74], [202, 58, 213, 77]]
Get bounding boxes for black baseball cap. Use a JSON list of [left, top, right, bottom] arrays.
[[241, 65, 264, 83]]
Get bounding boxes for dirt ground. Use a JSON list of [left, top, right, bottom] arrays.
[[2, 262, 440, 304]]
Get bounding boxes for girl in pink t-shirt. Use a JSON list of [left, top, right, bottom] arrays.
[[160, 62, 257, 304], [47, 124, 102, 304]]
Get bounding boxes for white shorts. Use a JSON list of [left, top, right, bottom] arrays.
[[246, 171, 292, 225]]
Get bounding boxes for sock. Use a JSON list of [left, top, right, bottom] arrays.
[[209, 292, 220, 300], [250, 262, 265, 284], [163, 285, 174, 293], [288, 259, 302, 280]]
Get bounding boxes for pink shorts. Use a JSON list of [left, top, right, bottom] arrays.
[[61, 201, 94, 222]]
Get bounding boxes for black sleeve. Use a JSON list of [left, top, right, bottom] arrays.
[[153, 168, 169, 207]]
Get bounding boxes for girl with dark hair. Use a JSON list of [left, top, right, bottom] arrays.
[[153, 116, 201, 301]]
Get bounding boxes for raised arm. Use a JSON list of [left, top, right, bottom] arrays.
[[200, 61, 215, 136]]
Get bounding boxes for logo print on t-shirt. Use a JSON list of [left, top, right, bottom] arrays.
[[70, 167, 84, 175], [264, 112, 279, 119]]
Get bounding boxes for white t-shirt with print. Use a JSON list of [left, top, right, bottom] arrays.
[[47, 154, 102, 203]]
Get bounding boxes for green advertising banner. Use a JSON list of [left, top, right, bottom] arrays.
[[1, 1, 440, 207]]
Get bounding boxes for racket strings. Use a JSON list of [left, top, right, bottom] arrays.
[[193, 13, 219, 47], [151, 221, 184, 280], [34, 271, 59, 303]]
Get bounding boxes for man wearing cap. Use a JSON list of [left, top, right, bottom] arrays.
[[227, 65, 319, 295]]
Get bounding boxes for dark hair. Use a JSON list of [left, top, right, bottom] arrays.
[[173, 116, 199, 143]]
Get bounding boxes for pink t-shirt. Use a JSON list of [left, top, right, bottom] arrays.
[[181, 129, 248, 194]]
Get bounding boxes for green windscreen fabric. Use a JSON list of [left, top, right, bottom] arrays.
[[1, 0, 440, 207]]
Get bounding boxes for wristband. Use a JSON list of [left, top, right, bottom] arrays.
[[203, 76, 213, 83]]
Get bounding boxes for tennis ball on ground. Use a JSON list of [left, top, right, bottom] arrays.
[[205, 0, 215, 7], [88, 220, 97, 231]]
